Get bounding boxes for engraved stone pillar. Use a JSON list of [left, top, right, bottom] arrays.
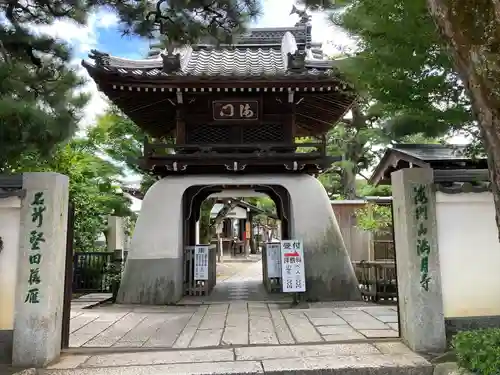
[[12, 173, 69, 367], [391, 168, 446, 353]]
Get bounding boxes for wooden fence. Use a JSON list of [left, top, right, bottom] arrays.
[[72, 250, 128, 294], [353, 260, 398, 303], [183, 245, 217, 296], [72, 252, 114, 293]]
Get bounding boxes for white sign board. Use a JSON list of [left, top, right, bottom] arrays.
[[266, 242, 281, 278], [194, 245, 209, 280], [281, 239, 306, 292]]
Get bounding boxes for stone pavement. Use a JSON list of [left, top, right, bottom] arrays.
[[43, 341, 432, 374], [54, 260, 424, 374], [192, 260, 292, 302], [71, 294, 112, 310], [69, 302, 399, 348]]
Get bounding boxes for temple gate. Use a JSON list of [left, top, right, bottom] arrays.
[[82, 13, 361, 304]]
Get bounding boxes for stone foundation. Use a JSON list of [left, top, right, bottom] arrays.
[[0, 330, 12, 364], [117, 258, 183, 305]]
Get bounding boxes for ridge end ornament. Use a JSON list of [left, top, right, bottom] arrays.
[[88, 49, 110, 66]]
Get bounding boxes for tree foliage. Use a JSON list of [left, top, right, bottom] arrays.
[[329, 0, 477, 140], [354, 203, 392, 233], [87, 107, 158, 193], [0, 0, 260, 171], [425, 0, 500, 240], [310, 0, 480, 199], [14, 140, 133, 252]]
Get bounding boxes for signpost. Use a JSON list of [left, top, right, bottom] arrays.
[[194, 245, 209, 280], [281, 239, 306, 293], [266, 242, 281, 278]]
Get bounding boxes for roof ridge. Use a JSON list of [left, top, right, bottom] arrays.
[[393, 143, 464, 149]]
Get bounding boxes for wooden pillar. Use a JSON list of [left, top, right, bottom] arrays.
[[176, 92, 185, 144], [249, 213, 256, 254], [286, 90, 296, 142]]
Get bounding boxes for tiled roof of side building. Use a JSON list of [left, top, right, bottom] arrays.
[[391, 144, 470, 161]]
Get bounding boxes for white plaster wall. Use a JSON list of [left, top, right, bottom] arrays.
[[0, 196, 21, 330], [436, 191, 500, 318], [130, 174, 345, 260]]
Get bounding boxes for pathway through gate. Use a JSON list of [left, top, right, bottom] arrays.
[[182, 258, 292, 303]]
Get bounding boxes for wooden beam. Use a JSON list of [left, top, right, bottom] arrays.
[[176, 106, 186, 144], [184, 113, 283, 124], [287, 90, 296, 142], [296, 112, 334, 127]]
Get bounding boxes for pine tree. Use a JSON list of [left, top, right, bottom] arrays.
[[0, 0, 260, 172]]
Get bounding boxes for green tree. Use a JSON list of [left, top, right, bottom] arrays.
[[301, 0, 470, 200], [330, 0, 473, 136], [86, 107, 158, 194], [0, 1, 260, 171], [425, 0, 500, 238], [15, 140, 133, 252], [301, 0, 500, 238]]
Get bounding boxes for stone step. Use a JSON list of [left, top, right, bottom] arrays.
[[39, 341, 433, 375]]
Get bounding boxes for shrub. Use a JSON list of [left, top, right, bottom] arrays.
[[452, 328, 500, 375]]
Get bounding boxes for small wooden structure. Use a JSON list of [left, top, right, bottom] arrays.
[[370, 143, 488, 186], [210, 198, 278, 257]]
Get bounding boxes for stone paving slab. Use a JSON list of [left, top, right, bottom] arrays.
[[45, 341, 432, 375], [70, 302, 399, 348], [71, 294, 112, 310]]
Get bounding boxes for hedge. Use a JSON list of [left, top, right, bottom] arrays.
[[452, 328, 500, 375]]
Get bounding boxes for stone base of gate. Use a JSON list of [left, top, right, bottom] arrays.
[[117, 174, 361, 305], [117, 258, 183, 305]]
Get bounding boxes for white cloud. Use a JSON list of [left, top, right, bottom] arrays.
[[70, 60, 110, 132], [254, 0, 354, 56], [30, 9, 119, 130], [32, 11, 119, 54]]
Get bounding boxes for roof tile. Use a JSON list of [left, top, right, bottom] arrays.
[[185, 48, 285, 76]]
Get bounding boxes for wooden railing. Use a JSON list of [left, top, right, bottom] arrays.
[[72, 251, 128, 294], [353, 260, 397, 303], [183, 246, 217, 296], [373, 239, 395, 260], [143, 139, 328, 159]]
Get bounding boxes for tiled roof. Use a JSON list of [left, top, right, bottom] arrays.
[[233, 26, 310, 46], [369, 143, 489, 185], [83, 46, 340, 80], [185, 48, 285, 76], [82, 20, 339, 81], [196, 26, 310, 47], [435, 182, 491, 194], [391, 144, 470, 161]]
